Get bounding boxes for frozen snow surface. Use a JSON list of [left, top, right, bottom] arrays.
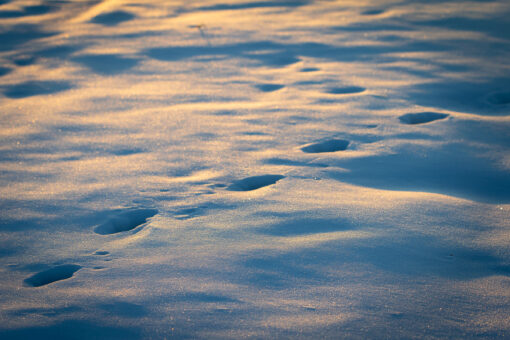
[[1, 0, 510, 338]]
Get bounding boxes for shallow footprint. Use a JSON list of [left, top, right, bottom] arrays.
[[301, 139, 349, 153], [94, 208, 158, 235], [227, 175, 285, 191], [398, 112, 449, 125], [24, 265, 82, 287]]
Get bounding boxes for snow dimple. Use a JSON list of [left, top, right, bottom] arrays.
[[2, 81, 72, 98], [256, 218, 353, 236], [227, 175, 285, 191], [90, 11, 136, 26], [254, 83, 285, 92], [263, 157, 329, 168], [486, 91, 510, 106], [300, 67, 319, 72], [23, 265, 82, 287], [301, 139, 349, 153], [398, 112, 449, 125], [326, 86, 365, 94], [71, 54, 140, 75], [94, 208, 158, 235], [94, 251, 109, 256]]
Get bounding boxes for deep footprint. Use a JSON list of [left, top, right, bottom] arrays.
[[94, 208, 158, 235], [227, 175, 285, 191], [301, 139, 350, 153], [24, 265, 82, 287], [398, 112, 449, 125], [326, 86, 365, 94]]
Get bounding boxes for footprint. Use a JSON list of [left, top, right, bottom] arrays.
[[93, 251, 109, 256], [94, 208, 158, 235], [361, 9, 385, 15], [301, 139, 350, 153], [326, 86, 365, 95], [90, 11, 136, 26], [398, 112, 449, 125], [254, 84, 285, 92], [0, 66, 11, 76], [2, 81, 72, 99], [227, 175, 285, 191], [300, 67, 319, 72], [72, 54, 139, 75], [23, 265, 82, 287]]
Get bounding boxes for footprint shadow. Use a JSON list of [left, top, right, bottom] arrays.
[[301, 139, 350, 153], [398, 112, 449, 125], [72, 54, 140, 75], [227, 175, 285, 191], [90, 11, 136, 26], [23, 265, 82, 287], [94, 208, 158, 235], [2, 81, 73, 98]]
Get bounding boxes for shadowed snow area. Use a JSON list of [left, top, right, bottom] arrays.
[[23, 265, 82, 287], [255, 218, 354, 236], [1, 0, 510, 338]]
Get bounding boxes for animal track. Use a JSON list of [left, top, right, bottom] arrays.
[[24, 265, 82, 287], [94, 208, 158, 235], [301, 139, 350, 153], [398, 112, 449, 125], [227, 175, 285, 191]]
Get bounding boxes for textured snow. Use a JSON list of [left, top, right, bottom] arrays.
[[1, 0, 510, 338]]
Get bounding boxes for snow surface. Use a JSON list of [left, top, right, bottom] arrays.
[[1, 0, 510, 338]]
